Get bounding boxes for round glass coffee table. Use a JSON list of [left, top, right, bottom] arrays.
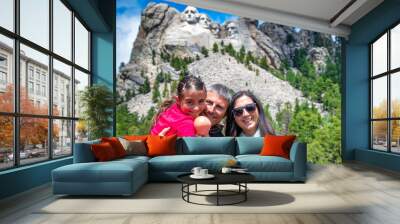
[[177, 173, 255, 206]]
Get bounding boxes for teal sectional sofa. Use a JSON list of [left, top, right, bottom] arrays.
[[52, 137, 307, 196]]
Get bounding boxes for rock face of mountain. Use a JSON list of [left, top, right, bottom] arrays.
[[117, 3, 338, 117]]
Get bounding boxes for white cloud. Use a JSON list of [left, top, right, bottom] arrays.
[[116, 12, 141, 70]]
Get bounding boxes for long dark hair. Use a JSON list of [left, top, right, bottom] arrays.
[[151, 75, 206, 127], [225, 91, 275, 136]]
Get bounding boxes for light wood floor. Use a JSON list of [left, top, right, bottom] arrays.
[[1, 162, 400, 224]]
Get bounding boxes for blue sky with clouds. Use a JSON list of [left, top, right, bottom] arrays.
[[116, 0, 237, 68]]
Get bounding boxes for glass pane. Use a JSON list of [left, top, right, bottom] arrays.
[[372, 33, 387, 76], [74, 69, 89, 118], [391, 120, 400, 153], [0, 0, 14, 31], [372, 77, 387, 119], [0, 116, 13, 170], [53, 0, 72, 60], [75, 120, 88, 143], [20, 0, 49, 49], [20, 44, 49, 115], [391, 24, 400, 70], [53, 119, 72, 157], [0, 34, 14, 112], [372, 121, 388, 151], [20, 117, 49, 165], [53, 59, 72, 117], [74, 18, 89, 70], [392, 72, 400, 118]]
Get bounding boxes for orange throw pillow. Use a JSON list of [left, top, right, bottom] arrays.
[[101, 137, 126, 158], [91, 142, 117, 161], [146, 135, 177, 157], [124, 135, 148, 141], [260, 135, 296, 159]]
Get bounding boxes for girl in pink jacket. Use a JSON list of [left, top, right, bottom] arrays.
[[150, 75, 207, 137]]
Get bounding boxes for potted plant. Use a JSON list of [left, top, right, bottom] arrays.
[[79, 84, 114, 140]]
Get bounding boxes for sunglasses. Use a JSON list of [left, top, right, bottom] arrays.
[[232, 103, 257, 117]]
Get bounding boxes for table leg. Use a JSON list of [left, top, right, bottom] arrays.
[[217, 184, 219, 206], [245, 183, 247, 201], [195, 184, 197, 192]]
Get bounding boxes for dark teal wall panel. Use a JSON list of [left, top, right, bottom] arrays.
[[344, 44, 369, 160], [0, 158, 72, 199], [355, 149, 400, 172], [92, 32, 114, 87]]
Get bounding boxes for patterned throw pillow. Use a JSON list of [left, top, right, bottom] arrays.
[[119, 138, 147, 156]]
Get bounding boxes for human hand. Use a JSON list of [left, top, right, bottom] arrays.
[[159, 127, 171, 136]]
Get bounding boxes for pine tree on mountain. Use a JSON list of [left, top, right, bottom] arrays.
[[152, 80, 160, 103], [239, 46, 246, 63], [212, 42, 219, 53], [139, 77, 150, 94], [259, 56, 269, 70], [201, 46, 209, 57]]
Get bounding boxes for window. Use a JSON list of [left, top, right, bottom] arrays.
[[0, 0, 13, 32], [0, 55, 7, 67], [36, 83, 40, 95], [28, 81, 34, 94], [0, 54, 7, 86], [35, 70, 41, 81], [0, 34, 13, 113], [28, 67, 34, 80], [75, 18, 90, 70], [0, 0, 91, 170], [370, 23, 400, 154], [42, 85, 46, 97], [20, 0, 49, 49]]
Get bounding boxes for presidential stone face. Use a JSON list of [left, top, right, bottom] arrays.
[[210, 23, 221, 36], [226, 21, 239, 38], [182, 6, 199, 24], [198, 13, 211, 29]]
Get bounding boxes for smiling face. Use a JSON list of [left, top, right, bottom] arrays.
[[233, 95, 259, 135], [204, 91, 229, 126], [176, 88, 207, 118]]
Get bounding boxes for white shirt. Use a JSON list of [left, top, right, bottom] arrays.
[[239, 128, 261, 137]]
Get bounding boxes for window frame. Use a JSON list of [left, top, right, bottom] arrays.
[[0, 0, 92, 171], [370, 20, 400, 154]]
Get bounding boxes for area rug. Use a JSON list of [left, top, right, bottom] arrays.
[[37, 183, 362, 214]]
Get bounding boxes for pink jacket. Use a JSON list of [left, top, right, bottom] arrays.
[[150, 103, 196, 137]]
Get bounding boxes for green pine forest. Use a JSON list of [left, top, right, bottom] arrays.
[[117, 40, 342, 164]]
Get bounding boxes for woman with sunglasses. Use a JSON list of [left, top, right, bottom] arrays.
[[225, 91, 275, 137]]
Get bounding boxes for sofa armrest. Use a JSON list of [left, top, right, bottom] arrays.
[[73, 140, 100, 163], [289, 142, 307, 181]]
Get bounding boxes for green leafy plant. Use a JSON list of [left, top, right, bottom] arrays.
[[80, 84, 114, 140]]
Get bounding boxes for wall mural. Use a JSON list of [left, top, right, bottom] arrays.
[[116, 0, 342, 164]]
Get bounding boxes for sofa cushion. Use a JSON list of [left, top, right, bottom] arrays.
[[260, 135, 296, 159], [147, 135, 177, 157], [177, 137, 235, 155], [149, 154, 235, 172], [91, 142, 118, 161], [53, 159, 147, 183], [119, 138, 147, 156], [236, 155, 293, 172], [236, 137, 263, 155], [101, 137, 127, 158], [73, 140, 100, 163]]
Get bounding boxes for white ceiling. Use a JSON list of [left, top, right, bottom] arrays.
[[171, 0, 384, 37]]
